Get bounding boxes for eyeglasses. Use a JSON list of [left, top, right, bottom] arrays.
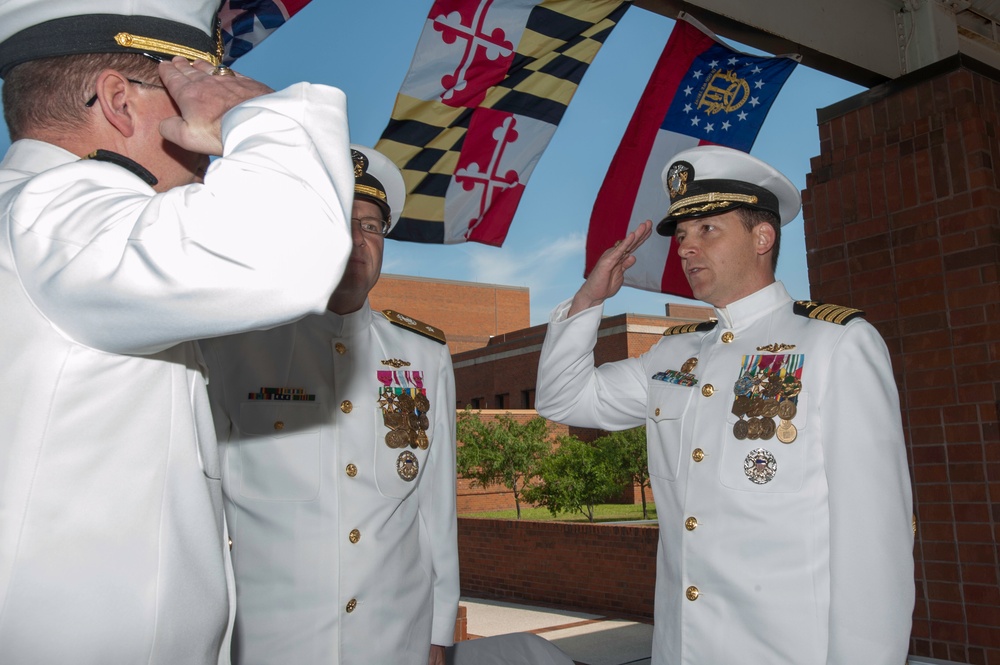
[[352, 216, 390, 237], [85, 78, 166, 107]]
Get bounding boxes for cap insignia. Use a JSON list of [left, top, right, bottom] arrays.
[[666, 161, 692, 200], [352, 149, 366, 179]]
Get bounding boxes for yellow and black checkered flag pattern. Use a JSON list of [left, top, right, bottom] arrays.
[[376, 0, 628, 245]]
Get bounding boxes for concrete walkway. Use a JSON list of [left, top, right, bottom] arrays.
[[461, 597, 654, 665]]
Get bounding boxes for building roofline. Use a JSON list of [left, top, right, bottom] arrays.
[[381, 273, 529, 293]]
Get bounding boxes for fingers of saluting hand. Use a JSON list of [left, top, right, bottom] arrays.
[[157, 57, 275, 156], [604, 219, 653, 265]]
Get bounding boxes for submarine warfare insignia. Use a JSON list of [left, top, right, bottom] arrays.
[[378, 369, 430, 452], [731, 353, 803, 446]]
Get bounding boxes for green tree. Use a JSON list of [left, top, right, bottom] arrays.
[[595, 426, 652, 519], [522, 436, 622, 522], [456, 409, 551, 519]]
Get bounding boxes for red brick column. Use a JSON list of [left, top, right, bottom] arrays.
[[803, 55, 1000, 664]]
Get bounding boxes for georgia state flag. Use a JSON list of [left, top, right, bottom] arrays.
[[585, 13, 798, 297]]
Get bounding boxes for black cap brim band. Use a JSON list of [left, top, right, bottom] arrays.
[[0, 14, 215, 77], [656, 178, 779, 236], [355, 192, 391, 221]]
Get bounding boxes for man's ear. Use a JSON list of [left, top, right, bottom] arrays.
[[755, 221, 776, 256], [92, 70, 136, 137]]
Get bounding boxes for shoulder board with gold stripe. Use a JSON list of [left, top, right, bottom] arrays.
[[793, 301, 865, 325], [381, 310, 446, 344], [663, 320, 717, 336]]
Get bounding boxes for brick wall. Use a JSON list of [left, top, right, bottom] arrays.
[[458, 518, 658, 621], [452, 310, 711, 410], [369, 274, 529, 354], [803, 55, 1000, 664]]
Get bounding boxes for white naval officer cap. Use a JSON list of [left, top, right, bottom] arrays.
[[0, 0, 221, 78], [657, 145, 801, 236], [351, 144, 406, 235]]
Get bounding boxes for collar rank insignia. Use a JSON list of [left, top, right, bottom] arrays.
[[382, 310, 447, 344], [793, 301, 864, 325], [663, 320, 717, 336]]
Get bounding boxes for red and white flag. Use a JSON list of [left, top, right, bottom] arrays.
[[585, 13, 798, 297], [377, 0, 628, 245]]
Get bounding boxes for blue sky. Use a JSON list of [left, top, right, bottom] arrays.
[[0, 2, 865, 324]]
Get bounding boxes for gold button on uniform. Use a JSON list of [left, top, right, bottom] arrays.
[[701, 384, 715, 397], [686, 586, 700, 601], [346, 598, 357, 613], [273, 421, 284, 431], [692, 448, 705, 462], [654, 408, 660, 417], [340, 400, 353, 413], [228, 538, 233, 551], [335, 342, 347, 355], [349, 529, 361, 544], [345, 463, 358, 478], [685, 517, 698, 531], [721, 331, 734, 343]]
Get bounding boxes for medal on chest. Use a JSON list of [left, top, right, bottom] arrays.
[[378, 370, 430, 449], [731, 351, 804, 484], [378, 369, 430, 481]]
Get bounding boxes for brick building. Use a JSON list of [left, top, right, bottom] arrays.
[[451, 303, 713, 411], [803, 56, 1000, 662], [369, 273, 529, 354]]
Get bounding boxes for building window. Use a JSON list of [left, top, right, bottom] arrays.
[[469, 397, 483, 409], [495, 393, 509, 409], [521, 389, 535, 409]]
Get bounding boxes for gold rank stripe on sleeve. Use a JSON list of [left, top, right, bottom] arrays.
[[663, 320, 718, 336], [793, 301, 865, 325], [381, 310, 447, 345]]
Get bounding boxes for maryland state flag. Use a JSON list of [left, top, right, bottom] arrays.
[[585, 13, 798, 297], [218, 0, 312, 64], [377, 0, 628, 245]]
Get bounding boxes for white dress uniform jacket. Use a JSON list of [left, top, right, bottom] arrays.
[[536, 282, 914, 665], [200, 303, 460, 665], [0, 84, 355, 664]]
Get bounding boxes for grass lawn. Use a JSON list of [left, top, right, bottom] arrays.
[[459, 503, 657, 523]]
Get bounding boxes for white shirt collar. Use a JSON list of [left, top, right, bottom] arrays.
[[713, 281, 792, 329]]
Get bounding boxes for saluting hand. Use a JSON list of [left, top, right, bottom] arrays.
[[568, 219, 653, 317], [157, 57, 274, 156]]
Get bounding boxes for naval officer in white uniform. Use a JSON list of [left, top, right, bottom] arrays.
[[535, 145, 914, 664], [0, 2, 355, 663], [201, 146, 460, 665]]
